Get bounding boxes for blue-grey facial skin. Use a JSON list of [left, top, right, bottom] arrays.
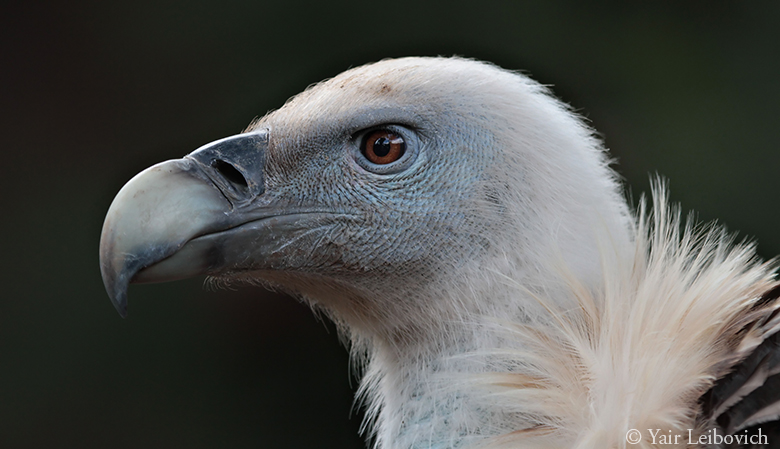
[[257, 103, 499, 279]]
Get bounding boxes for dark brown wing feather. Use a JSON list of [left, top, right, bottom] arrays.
[[702, 285, 780, 448]]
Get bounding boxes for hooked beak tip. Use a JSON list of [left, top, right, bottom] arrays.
[[101, 258, 130, 318], [112, 292, 129, 319]]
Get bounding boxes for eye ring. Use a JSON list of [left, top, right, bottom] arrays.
[[361, 130, 405, 165]]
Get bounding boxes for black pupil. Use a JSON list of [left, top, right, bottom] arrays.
[[373, 137, 392, 157]]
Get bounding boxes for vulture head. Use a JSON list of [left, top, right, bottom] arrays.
[[101, 57, 630, 333], [100, 57, 780, 448]]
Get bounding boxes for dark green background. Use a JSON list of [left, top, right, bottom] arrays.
[[2, 1, 779, 447]]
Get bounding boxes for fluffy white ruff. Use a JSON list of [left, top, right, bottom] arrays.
[[465, 187, 780, 449]]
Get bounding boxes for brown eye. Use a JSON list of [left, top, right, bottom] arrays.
[[362, 130, 406, 165]]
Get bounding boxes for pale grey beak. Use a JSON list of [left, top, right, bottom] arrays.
[[100, 130, 275, 317]]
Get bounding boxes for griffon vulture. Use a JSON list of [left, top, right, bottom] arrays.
[[100, 57, 780, 448]]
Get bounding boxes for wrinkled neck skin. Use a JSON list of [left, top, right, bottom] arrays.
[[357, 247, 631, 449]]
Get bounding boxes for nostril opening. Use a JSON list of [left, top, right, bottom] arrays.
[[211, 159, 248, 189]]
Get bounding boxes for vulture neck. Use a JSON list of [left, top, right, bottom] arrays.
[[356, 252, 618, 449]]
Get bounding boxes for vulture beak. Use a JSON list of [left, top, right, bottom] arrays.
[[100, 130, 311, 317]]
